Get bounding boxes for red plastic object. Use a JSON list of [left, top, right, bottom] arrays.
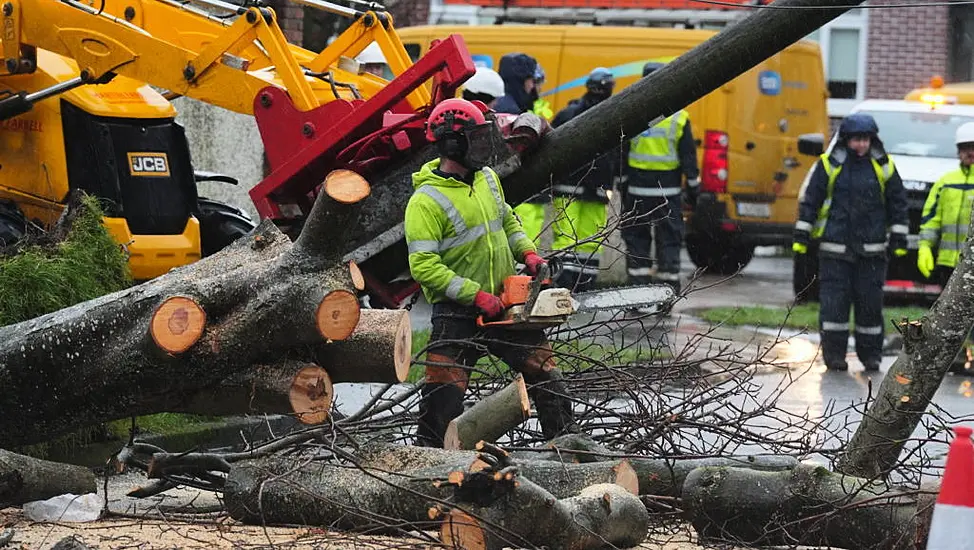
[[248, 34, 477, 221], [937, 426, 974, 507]]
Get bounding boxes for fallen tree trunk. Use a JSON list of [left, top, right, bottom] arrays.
[[440, 481, 648, 550], [356, 442, 799, 498], [682, 464, 937, 550], [0, 449, 96, 507], [836, 215, 974, 478], [223, 443, 646, 536], [0, 183, 407, 448]]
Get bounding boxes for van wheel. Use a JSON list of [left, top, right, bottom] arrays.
[[793, 243, 820, 303], [686, 234, 755, 275], [0, 202, 26, 250], [197, 198, 257, 257]]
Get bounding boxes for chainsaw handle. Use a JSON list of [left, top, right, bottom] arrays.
[[476, 315, 512, 328], [545, 256, 564, 282]]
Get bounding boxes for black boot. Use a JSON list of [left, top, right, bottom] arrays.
[[526, 370, 580, 440], [415, 383, 465, 447]]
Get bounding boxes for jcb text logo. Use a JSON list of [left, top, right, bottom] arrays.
[[128, 152, 170, 177]]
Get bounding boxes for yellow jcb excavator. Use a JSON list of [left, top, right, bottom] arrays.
[[0, 0, 426, 280]]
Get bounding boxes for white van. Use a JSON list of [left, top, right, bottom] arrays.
[[793, 99, 974, 301]]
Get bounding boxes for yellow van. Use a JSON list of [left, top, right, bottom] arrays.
[[397, 25, 829, 274]]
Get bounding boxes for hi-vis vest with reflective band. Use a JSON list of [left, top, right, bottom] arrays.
[[404, 160, 536, 306], [533, 98, 553, 121], [919, 167, 974, 268], [628, 110, 689, 171], [811, 153, 896, 239]]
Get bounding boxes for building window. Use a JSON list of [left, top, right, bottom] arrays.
[[805, 10, 868, 117], [950, 4, 974, 82]]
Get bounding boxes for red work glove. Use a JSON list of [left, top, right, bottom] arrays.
[[474, 290, 504, 319], [523, 251, 547, 276]]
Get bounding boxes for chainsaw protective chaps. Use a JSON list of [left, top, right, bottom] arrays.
[[416, 382, 466, 448]]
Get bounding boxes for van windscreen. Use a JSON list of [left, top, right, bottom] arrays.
[[863, 110, 974, 158]]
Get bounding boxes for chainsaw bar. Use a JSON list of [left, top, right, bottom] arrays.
[[571, 284, 675, 314]]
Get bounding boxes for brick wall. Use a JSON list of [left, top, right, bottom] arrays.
[[267, 0, 305, 44], [866, 0, 948, 99], [388, 0, 431, 27]]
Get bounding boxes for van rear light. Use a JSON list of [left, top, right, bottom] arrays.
[[701, 130, 729, 193]]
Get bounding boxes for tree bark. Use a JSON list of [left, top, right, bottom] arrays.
[[0, 449, 96, 507], [444, 375, 530, 451], [311, 308, 413, 384], [223, 446, 644, 534], [355, 443, 798, 498], [224, 457, 454, 532], [682, 464, 936, 550], [440, 481, 649, 550], [0, 189, 407, 448], [836, 218, 974, 478]]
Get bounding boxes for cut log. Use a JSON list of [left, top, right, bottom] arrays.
[[0, 183, 397, 448], [440, 461, 649, 550], [0, 449, 96, 507], [682, 464, 936, 550], [315, 290, 360, 341], [444, 375, 530, 450], [224, 457, 453, 532], [348, 261, 365, 291], [149, 296, 206, 355], [289, 364, 333, 425], [312, 308, 412, 383], [165, 360, 326, 419], [324, 169, 371, 204]]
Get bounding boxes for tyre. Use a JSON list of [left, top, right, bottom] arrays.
[[685, 233, 755, 275], [793, 242, 820, 303], [196, 197, 257, 257], [0, 201, 26, 249]]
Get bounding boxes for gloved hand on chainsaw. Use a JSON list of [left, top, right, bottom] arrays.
[[523, 251, 547, 276], [474, 290, 505, 319]]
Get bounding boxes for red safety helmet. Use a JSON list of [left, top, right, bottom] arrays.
[[426, 98, 487, 142]]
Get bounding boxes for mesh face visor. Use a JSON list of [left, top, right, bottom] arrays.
[[463, 122, 506, 170]]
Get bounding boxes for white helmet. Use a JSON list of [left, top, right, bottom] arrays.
[[957, 122, 974, 146], [356, 42, 386, 65], [463, 67, 505, 99]]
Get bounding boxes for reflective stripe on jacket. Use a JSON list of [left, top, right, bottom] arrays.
[[919, 166, 974, 268], [795, 147, 908, 259], [628, 110, 689, 171], [811, 152, 896, 239], [405, 159, 537, 305]]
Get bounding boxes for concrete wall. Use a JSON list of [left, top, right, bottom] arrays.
[[172, 98, 265, 219]]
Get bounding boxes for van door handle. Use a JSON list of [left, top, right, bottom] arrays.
[[784, 157, 800, 169], [746, 141, 756, 150]]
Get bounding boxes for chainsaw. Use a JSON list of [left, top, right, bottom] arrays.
[[476, 262, 676, 330]]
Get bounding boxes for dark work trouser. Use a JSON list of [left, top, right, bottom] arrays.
[[416, 303, 580, 447], [818, 255, 887, 367], [620, 191, 683, 290]]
